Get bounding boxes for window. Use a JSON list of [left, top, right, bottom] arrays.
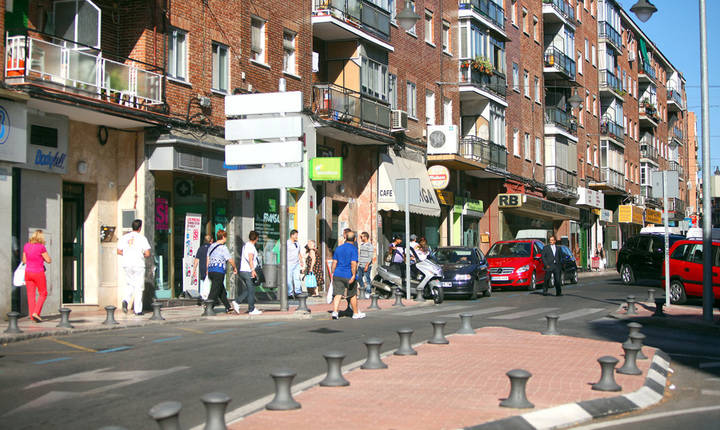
[[524, 133, 531, 161], [522, 8, 528, 34], [535, 137, 542, 165], [282, 30, 297, 75], [407, 1, 417, 35], [594, 147, 598, 167], [577, 1, 582, 22], [251, 16, 266, 63], [425, 10, 433, 44], [168, 28, 188, 80], [523, 70, 529, 98], [425, 90, 435, 125], [689, 244, 703, 264], [407, 81, 417, 118], [592, 95, 597, 116], [512, 63, 520, 92], [584, 39, 589, 61], [532, 16, 539, 42], [443, 97, 452, 125], [490, 103, 505, 146], [212, 42, 229, 92], [389, 74, 398, 109], [586, 146, 591, 164], [361, 57, 388, 101], [577, 51, 583, 74], [511, 0, 517, 26], [442, 20, 450, 53], [591, 44, 597, 67], [670, 244, 689, 261], [585, 90, 590, 113], [513, 129, 520, 157], [534, 76, 540, 103]]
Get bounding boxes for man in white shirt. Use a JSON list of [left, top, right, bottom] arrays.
[[232, 230, 262, 315], [117, 219, 151, 315], [287, 229, 304, 299]]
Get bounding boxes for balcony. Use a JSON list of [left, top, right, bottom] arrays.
[[641, 185, 662, 207], [544, 46, 576, 81], [600, 117, 625, 144], [459, 136, 508, 171], [599, 69, 625, 99], [545, 166, 578, 194], [459, 67, 507, 102], [667, 88, 685, 112], [638, 60, 657, 84], [542, 0, 575, 26], [312, 0, 392, 48], [640, 143, 659, 164], [459, 0, 506, 33], [598, 21, 623, 53], [639, 103, 660, 128], [672, 126, 684, 143], [544, 107, 577, 137], [5, 31, 163, 111], [669, 197, 686, 219], [669, 160, 684, 177], [312, 83, 391, 133], [594, 167, 625, 193]]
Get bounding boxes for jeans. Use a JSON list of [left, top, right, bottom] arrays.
[[357, 263, 372, 295], [287, 262, 302, 296], [235, 271, 256, 312]]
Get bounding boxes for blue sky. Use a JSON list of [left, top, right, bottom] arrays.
[[617, 0, 719, 168]]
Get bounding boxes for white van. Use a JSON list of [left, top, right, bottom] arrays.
[[515, 229, 552, 242], [640, 226, 682, 235]]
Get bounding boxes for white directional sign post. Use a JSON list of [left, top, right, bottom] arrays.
[[651, 170, 679, 307], [395, 178, 420, 301]]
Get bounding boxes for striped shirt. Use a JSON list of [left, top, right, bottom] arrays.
[[358, 241, 374, 265]]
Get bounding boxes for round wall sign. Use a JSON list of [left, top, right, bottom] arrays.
[[428, 165, 451, 190]]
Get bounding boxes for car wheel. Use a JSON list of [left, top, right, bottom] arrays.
[[669, 279, 687, 305], [482, 282, 492, 297], [620, 264, 635, 285], [571, 270, 578, 284], [433, 286, 444, 304], [528, 272, 537, 291], [469, 281, 478, 300]]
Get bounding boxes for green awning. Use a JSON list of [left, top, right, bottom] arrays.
[[638, 38, 650, 65]]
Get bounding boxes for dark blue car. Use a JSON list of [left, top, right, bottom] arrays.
[[432, 247, 491, 299]]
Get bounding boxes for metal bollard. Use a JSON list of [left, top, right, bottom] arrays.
[[618, 342, 642, 375], [266, 368, 301, 410], [392, 290, 405, 307], [626, 322, 642, 338], [295, 293, 310, 313], [456, 313, 474, 335], [4, 312, 22, 334], [103, 306, 119, 325], [428, 320, 449, 344], [625, 296, 637, 315], [56, 308, 74, 329], [629, 332, 648, 360], [542, 314, 560, 336], [201, 392, 231, 430], [499, 369, 534, 409], [414, 286, 426, 303], [150, 302, 165, 321], [591, 356, 622, 391], [653, 298, 666, 317], [647, 289, 656, 303], [148, 400, 182, 430], [361, 338, 388, 369], [394, 328, 417, 356], [319, 351, 350, 387], [202, 300, 216, 317], [368, 294, 381, 310]]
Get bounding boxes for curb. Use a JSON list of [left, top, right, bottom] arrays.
[[608, 307, 720, 333], [466, 349, 672, 430]]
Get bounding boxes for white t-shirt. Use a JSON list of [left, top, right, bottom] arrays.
[[118, 231, 150, 268], [240, 242, 258, 272], [287, 240, 301, 266]]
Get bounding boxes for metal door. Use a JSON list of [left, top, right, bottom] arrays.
[[62, 182, 84, 303]]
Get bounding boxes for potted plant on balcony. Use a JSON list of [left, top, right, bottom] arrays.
[[472, 56, 494, 75]]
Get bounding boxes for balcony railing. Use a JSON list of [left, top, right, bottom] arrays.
[[5, 30, 164, 110], [545, 166, 578, 191], [312, 83, 391, 132], [667, 88, 685, 109], [313, 0, 391, 40], [600, 117, 624, 141], [598, 21, 622, 51], [460, 67, 507, 98], [641, 185, 662, 206], [459, 136, 508, 170], [543, 0, 575, 22], [544, 46, 576, 80], [640, 104, 660, 123], [600, 167, 625, 190], [459, 0, 505, 30], [672, 126, 683, 141], [669, 160, 684, 177], [639, 60, 657, 81], [545, 107, 577, 135], [669, 197, 686, 215], [640, 144, 659, 163], [599, 69, 624, 96]]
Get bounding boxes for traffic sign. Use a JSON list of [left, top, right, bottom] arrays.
[[225, 116, 302, 141], [225, 141, 303, 165], [394, 178, 420, 205], [227, 166, 302, 191]]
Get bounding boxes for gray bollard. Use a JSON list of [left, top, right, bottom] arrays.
[[4, 312, 23, 334], [653, 298, 666, 317], [266, 368, 301, 410], [626, 322, 642, 338], [319, 351, 350, 387], [368, 294, 381, 310], [499, 369, 534, 408], [647, 289, 656, 303], [625, 296, 637, 315], [56, 308, 74, 328], [592, 356, 622, 391], [150, 302, 165, 321], [361, 338, 388, 369], [103, 306, 119, 325], [394, 328, 417, 356], [392, 290, 405, 307], [295, 293, 310, 313], [148, 400, 182, 430], [618, 342, 642, 375], [457, 313, 475, 335], [428, 320, 449, 344], [202, 300, 216, 317], [629, 332, 648, 360], [414, 286, 426, 302], [542, 314, 560, 336], [201, 392, 231, 430]]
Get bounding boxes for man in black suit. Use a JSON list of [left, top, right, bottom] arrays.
[[541, 235, 563, 297]]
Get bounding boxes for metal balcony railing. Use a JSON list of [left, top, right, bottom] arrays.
[[599, 69, 624, 95], [459, 0, 505, 30], [669, 160, 684, 176], [459, 136, 508, 170], [598, 21, 622, 51], [545, 166, 578, 191], [542, 0, 575, 21], [5, 30, 164, 109], [544, 46, 576, 80], [672, 126, 683, 141], [313, 0, 391, 40], [640, 144, 659, 163], [641, 185, 662, 206], [600, 167, 625, 190], [669, 197, 686, 214], [639, 60, 657, 81], [667, 88, 685, 109], [460, 67, 507, 98], [600, 117, 624, 141], [641, 104, 660, 123], [312, 83, 391, 132], [545, 107, 577, 135]]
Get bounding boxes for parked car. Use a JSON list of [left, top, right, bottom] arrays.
[[617, 233, 685, 285], [432, 247, 490, 299], [556, 244, 579, 285], [665, 239, 720, 304], [486, 240, 546, 290]]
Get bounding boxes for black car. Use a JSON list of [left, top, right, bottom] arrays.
[[556, 245, 579, 285], [616, 233, 685, 285], [431, 247, 490, 299]]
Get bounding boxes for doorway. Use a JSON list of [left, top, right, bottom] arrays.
[[62, 182, 84, 303]]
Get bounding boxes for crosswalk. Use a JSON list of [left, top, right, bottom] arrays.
[[401, 304, 608, 323]]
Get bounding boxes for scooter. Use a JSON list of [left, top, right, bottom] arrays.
[[371, 258, 444, 304]]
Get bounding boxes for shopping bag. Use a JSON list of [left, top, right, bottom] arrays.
[[200, 276, 211, 300], [305, 273, 317, 289], [13, 263, 26, 287], [326, 281, 334, 304]]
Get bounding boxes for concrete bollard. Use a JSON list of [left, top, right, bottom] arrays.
[[392, 290, 405, 307], [499, 369, 534, 409], [653, 298, 666, 317], [647, 289, 656, 303], [361, 338, 388, 369], [103, 306, 119, 325], [150, 302, 165, 321], [202, 300, 216, 317], [394, 328, 417, 356], [618, 342, 642, 375], [626, 322, 642, 338], [4, 312, 23, 334], [456, 313, 475, 335], [629, 332, 648, 360], [201, 392, 231, 430], [295, 293, 310, 313], [428, 320, 449, 344], [266, 369, 301, 410], [368, 294, 381, 310], [56, 308, 74, 328], [625, 296, 638, 315], [414, 286, 426, 303], [592, 356, 622, 391], [542, 314, 560, 336], [148, 400, 182, 430], [319, 351, 350, 387]]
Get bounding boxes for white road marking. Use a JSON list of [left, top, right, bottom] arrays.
[[522, 403, 593, 429], [438, 306, 516, 319], [572, 405, 720, 429], [489, 307, 559, 320], [701, 389, 720, 396], [536, 308, 605, 321], [400, 305, 468, 316]]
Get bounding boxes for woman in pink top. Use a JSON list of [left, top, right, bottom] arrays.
[[22, 230, 52, 322]]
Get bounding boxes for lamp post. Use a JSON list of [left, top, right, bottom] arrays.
[[397, 0, 421, 31], [631, 0, 714, 321]]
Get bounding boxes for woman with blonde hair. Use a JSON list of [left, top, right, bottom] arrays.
[[303, 240, 324, 297], [23, 230, 52, 322]]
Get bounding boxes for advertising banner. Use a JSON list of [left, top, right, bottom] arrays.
[[182, 213, 203, 297]]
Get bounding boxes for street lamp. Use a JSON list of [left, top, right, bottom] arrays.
[[397, 0, 420, 31], [568, 89, 583, 110], [629, 0, 657, 23]]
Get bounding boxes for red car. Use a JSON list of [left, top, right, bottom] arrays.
[[486, 240, 546, 290], [666, 239, 720, 304]]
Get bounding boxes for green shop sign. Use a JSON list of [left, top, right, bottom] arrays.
[[453, 196, 484, 216], [309, 157, 343, 181]]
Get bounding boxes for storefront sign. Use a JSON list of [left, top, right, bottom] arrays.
[[436, 190, 454, 206], [24, 112, 69, 174], [498, 193, 523, 208], [428, 165, 450, 190], [254, 189, 281, 264], [155, 197, 170, 231], [645, 208, 662, 225], [454, 196, 484, 216], [309, 157, 343, 181], [182, 213, 203, 296], [599, 209, 613, 223], [0, 100, 27, 163], [499, 193, 580, 220], [576, 187, 604, 209], [618, 205, 643, 225]]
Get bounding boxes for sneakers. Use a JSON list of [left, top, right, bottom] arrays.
[[249, 308, 263, 315], [352, 312, 367, 319], [331, 311, 339, 320], [231, 301, 241, 314], [122, 300, 128, 314], [365, 292, 371, 299]]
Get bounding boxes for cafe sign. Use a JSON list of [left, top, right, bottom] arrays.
[[428, 165, 451, 190], [618, 205, 643, 225], [645, 208, 662, 225], [309, 157, 343, 181]]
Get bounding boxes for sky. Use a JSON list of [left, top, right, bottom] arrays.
[[617, 0, 719, 171]]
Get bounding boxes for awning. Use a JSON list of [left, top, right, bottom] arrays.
[[497, 193, 580, 221], [378, 151, 441, 217]]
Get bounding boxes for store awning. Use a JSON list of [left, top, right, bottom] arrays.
[[378, 151, 441, 217], [497, 193, 580, 221]]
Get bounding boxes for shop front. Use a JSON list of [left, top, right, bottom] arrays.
[[644, 208, 662, 226], [613, 204, 644, 267], [576, 187, 605, 269], [452, 197, 484, 247], [497, 193, 580, 242]]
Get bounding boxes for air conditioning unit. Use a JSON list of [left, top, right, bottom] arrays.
[[391, 110, 408, 131], [628, 50, 636, 62], [426, 125, 459, 155]]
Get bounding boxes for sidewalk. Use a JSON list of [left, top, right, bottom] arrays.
[[610, 297, 720, 330]]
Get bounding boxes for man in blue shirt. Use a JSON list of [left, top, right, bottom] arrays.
[[330, 231, 365, 320]]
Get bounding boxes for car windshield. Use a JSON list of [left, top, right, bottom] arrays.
[[487, 242, 531, 258], [434, 249, 474, 264]]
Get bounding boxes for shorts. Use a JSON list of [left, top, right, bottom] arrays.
[[333, 277, 357, 298]]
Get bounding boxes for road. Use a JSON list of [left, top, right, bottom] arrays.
[[1, 273, 718, 429]]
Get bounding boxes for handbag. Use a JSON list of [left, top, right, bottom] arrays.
[[305, 273, 317, 289], [252, 264, 265, 286], [200, 276, 211, 300], [13, 263, 26, 287]]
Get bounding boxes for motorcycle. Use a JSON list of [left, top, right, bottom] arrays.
[[371, 258, 444, 304]]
